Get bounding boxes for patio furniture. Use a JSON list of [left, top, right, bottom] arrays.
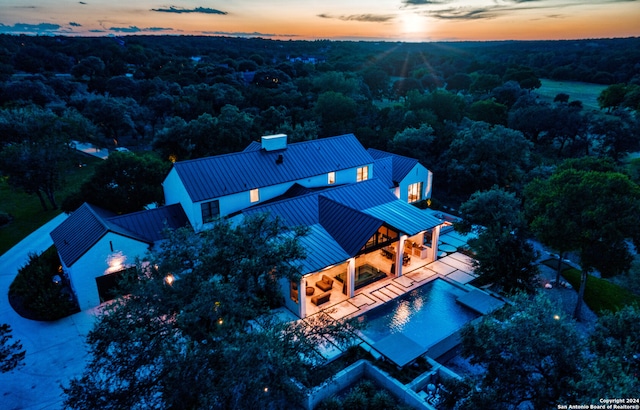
[[311, 291, 331, 306], [335, 264, 387, 292], [381, 247, 395, 259], [315, 275, 334, 292]]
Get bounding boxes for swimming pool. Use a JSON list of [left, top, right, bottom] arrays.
[[358, 279, 480, 352]]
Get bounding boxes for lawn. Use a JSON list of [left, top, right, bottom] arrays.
[[0, 152, 103, 255], [541, 259, 640, 314], [535, 79, 608, 111]]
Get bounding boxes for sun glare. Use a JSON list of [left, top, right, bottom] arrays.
[[400, 12, 428, 40], [401, 12, 424, 33]]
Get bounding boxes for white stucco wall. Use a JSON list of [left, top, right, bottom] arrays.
[[397, 164, 432, 203], [163, 168, 196, 223], [67, 232, 151, 310], [171, 164, 373, 229]]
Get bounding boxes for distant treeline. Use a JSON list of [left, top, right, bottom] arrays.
[[0, 34, 639, 212], [1, 35, 638, 85]]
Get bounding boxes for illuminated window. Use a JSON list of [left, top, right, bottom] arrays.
[[328, 171, 336, 185], [201, 200, 220, 222], [356, 166, 368, 182], [250, 189, 260, 203], [408, 182, 423, 203]]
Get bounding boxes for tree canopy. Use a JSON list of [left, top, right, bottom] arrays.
[[62, 151, 170, 214], [0, 324, 25, 373], [62, 215, 359, 409], [446, 294, 640, 408], [524, 157, 640, 319], [456, 186, 538, 293], [446, 293, 585, 409]]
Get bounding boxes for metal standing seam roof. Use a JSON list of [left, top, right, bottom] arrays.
[[364, 201, 442, 236], [172, 134, 374, 203], [51, 203, 114, 268], [296, 225, 351, 274], [318, 196, 384, 257], [372, 156, 394, 189], [367, 148, 420, 184], [51, 203, 189, 267], [318, 178, 400, 210], [242, 179, 442, 273], [243, 141, 262, 151], [105, 204, 189, 243]]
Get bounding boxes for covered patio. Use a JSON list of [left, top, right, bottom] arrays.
[[296, 224, 445, 319], [275, 245, 504, 365], [302, 251, 478, 321]]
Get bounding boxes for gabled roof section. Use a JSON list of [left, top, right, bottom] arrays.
[[107, 204, 189, 243], [243, 141, 261, 152], [51, 203, 189, 267], [365, 201, 441, 236], [319, 178, 399, 210], [242, 179, 442, 273], [367, 148, 420, 184], [247, 194, 319, 227], [172, 134, 373, 203], [297, 225, 350, 274], [371, 156, 394, 188], [318, 196, 383, 256], [51, 203, 113, 268]]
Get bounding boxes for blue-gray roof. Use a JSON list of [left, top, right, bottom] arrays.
[[51, 203, 188, 267], [243, 179, 441, 274], [365, 201, 441, 236], [367, 148, 420, 185], [107, 204, 189, 243], [318, 178, 399, 210], [297, 226, 351, 274], [51, 203, 115, 268], [172, 134, 374, 203], [372, 156, 394, 188], [318, 196, 383, 256]]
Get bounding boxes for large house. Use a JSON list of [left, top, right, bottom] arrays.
[[52, 134, 446, 316]]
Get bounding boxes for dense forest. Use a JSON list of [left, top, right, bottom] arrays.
[[1, 34, 639, 211], [2, 34, 640, 409]]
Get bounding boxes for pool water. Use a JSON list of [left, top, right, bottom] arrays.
[[358, 279, 480, 349]]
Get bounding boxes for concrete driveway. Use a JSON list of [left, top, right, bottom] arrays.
[[0, 213, 97, 410]]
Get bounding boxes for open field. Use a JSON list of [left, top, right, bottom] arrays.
[[0, 152, 103, 255], [535, 79, 608, 111]]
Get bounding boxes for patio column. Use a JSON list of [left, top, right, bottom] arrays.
[[299, 276, 306, 319], [396, 234, 407, 277], [432, 225, 442, 261], [347, 258, 355, 298]]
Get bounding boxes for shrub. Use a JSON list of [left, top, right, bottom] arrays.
[[370, 390, 398, 410], [0, 211, 11, 227], [9, 246, 79, 321], [315, 378, 413, 410], [315, 396, 343, 410]]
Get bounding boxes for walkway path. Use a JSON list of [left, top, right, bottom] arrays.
[[0, 213, 97, 410]]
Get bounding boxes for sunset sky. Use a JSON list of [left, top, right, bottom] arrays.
[[0, 0, 638, 41]]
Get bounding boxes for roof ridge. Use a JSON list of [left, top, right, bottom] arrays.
[[367, 147, 419, 162], [81, 203, 111, 231], [106, 203, 180, 222], [175, 133, 359, 166]]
